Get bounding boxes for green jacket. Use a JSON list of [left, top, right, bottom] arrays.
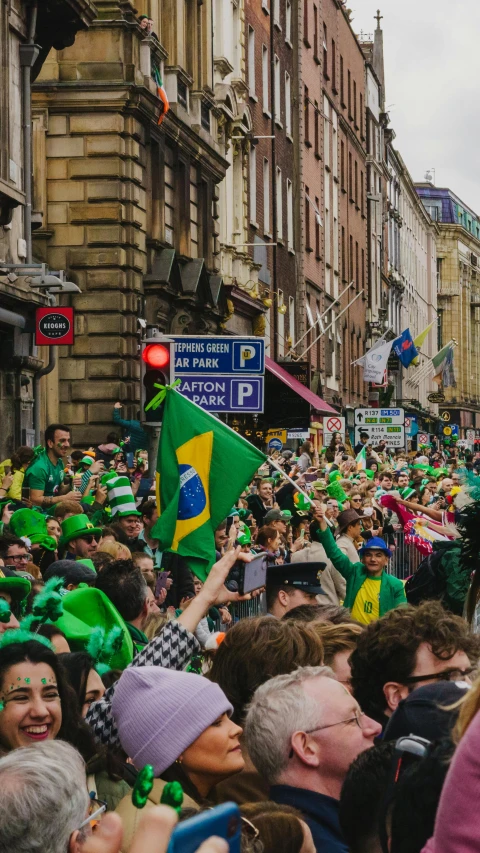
[[311, 523, 407, 617]]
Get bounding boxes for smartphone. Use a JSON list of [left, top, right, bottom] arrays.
[[3, 465, 11, 476], [167, 802, 241, 853], [155, 571, 169, 597], [304, 473, 317, 483], [21, 485, 30, 502], [240, 552, 268, 595], [300, 528, 305, 539]]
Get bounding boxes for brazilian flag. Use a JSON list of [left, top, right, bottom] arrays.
[[152, 389, 267, 580]]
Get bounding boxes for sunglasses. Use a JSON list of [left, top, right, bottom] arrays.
[[79, 534, 100, 544]]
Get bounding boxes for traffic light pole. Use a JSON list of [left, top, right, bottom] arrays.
[[145, 424, 161, 479]]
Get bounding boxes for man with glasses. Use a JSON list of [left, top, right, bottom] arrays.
[[0, 536, 33, 578], [58, 514, 102, 560], [350, 600, 480, 727], [245, 666, 381, 853]]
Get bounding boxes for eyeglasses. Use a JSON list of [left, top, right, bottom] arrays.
[[79, 534, 100, 544], [6, 553, 30, 562], [289, 709, 365, 757], [403, 666, 475, 685], [240, 816, 260, 843], [351, 497, 362, 502], [78, 797, 107, 832]]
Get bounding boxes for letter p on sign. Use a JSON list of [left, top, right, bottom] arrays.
[[240, 345, 255, 368]]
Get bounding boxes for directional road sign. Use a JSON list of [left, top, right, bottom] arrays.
[[172, 336, 265, 374], [176, 375, 264, 413], [354, 408, 405, 449]]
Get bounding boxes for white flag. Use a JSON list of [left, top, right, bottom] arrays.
[[353, 332, 388, 368], [362, 340, 393, 383]]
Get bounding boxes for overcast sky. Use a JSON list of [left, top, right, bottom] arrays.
[[351, 0, 480, 213]]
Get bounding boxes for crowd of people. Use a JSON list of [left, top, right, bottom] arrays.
[[1, 419, 480, 851]]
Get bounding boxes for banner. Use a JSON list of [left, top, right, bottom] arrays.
[[362, 340, 393, 383]]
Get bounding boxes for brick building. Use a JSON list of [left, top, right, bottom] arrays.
[[290, 0, 367, 410], [245, 0, 298, 361]]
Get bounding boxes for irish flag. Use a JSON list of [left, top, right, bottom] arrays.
[[356, 446, 367, 470]]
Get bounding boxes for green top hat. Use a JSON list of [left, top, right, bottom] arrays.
[[237, 523, 251, 546], [54, 587, 134, 670], [9, 508, 57, 552], [399, 487, 416, 500], [59, 514, 102, 551], [0, 574, 31, 603]]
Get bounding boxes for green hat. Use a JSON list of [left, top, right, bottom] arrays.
[[238, 509, 252, 521], [326, 482, 348, 503], [365, 469, 375, 480], [312, 480, 328, 491], [0, 574, 31, 603], [54, 587, 134, 670], [59, 514, 102, 551], [101, 472, 142, 518], [399, 487, 416, 500], [328, 470, 342, 484], [237, 523, 251, 546], [9, 508, 57, 552]]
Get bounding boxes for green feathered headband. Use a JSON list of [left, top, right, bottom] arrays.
[[86, 625, 124, 675]]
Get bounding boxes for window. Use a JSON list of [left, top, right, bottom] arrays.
[[315, 195, 321, 257], [360, 93, 364, 138], [262, 0, 270, 13], [274, 55, 281, 122], [353, 80, 357, 127], [286, 0, 292, 42], [349, 234, 353, 281], [285, 72, 292, 135], [354, 159, 358, 206], [332, 111, 338, 178], [331, 39, 336, 91], [341, 226, 346, 280], [305, 186, 312, 251], [323, 23, 328, 78], [278, 289, 285, 356], [340, 140, 345, 191], [304, 86, 310, 146], [355, 240, 359, 289], [249, 145, 257, 223], [164, 145, 175, 245], [273, 0, 280, 28], [340, 55, 345, 106], [263, 157, 270, 233], [190, 164, 199, 258], [347, 70, 351, 117], [287, 178, 293, 250], [303, 0, 309, 46], [248, 27, 255, 97], [313, 6, 318, 58], [262, 46, 269, 113], [306, 300, 315, 328], [314, 100, 319, 156], [348, 152, 353, 199], [361, 247, 365, 291], [289, 296, 295, 343], [276, 167, 283, 239], [323, 95, 330, 168], [360, 170, 364, 215]]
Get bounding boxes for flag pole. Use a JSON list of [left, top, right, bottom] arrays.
[[268, 456, 317, 502]]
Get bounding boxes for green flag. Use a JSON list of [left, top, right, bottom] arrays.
[[152, 389, 267, 580]]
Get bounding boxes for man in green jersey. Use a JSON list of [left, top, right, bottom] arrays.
[[24, 423, 82, 510]]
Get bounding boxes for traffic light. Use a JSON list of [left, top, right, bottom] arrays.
[[140, 336, 175, 423]]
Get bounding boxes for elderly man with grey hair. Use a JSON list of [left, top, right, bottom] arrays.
[[0, 739, 226, 853], [244, 665, 381, 853]]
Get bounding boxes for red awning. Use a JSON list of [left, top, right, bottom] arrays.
[[265, 356, 339, 414]]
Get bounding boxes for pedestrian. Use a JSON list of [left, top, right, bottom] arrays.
[[265, 563, 326, 617], [23, 424, 82, 509]]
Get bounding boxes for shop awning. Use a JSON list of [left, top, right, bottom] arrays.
[[265, 357, 338, 415]]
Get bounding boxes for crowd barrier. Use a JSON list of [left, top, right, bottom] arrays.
[[385, 529, 423, 580]]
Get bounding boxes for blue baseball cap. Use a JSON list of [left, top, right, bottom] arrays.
[[358, 537, 392, 558]]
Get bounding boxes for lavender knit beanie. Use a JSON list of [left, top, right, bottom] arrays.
[[111, 666, 233, 775]]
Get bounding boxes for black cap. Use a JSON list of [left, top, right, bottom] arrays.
[[43, 560, 96, 587], [266, 562, 326, 595], [383, 681, 469, 742]]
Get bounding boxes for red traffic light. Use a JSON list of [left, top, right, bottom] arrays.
[[142, 344, 170, 369]]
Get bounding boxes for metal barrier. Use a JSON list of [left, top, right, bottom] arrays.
[[210, 592, 266, 632], [386, 530, 423, 581]]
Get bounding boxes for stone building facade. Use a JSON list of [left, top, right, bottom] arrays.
[[416, 184, 480, 436], [32, 0, 266, 446], [0, 0, 95, 458]]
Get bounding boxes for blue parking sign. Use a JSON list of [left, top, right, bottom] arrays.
[[232, 341, 263, 373]]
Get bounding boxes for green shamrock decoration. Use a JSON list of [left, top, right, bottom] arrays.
[[132, 764, 155, 809]]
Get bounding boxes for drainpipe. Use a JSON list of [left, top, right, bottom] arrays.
[[270, 10, 278, 360], [19, 0, 39, 264]]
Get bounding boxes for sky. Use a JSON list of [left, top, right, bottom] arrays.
[[350, 0, 480, 213]]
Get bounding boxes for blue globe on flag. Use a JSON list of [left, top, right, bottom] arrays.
[[178, 464, 207, 520]]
